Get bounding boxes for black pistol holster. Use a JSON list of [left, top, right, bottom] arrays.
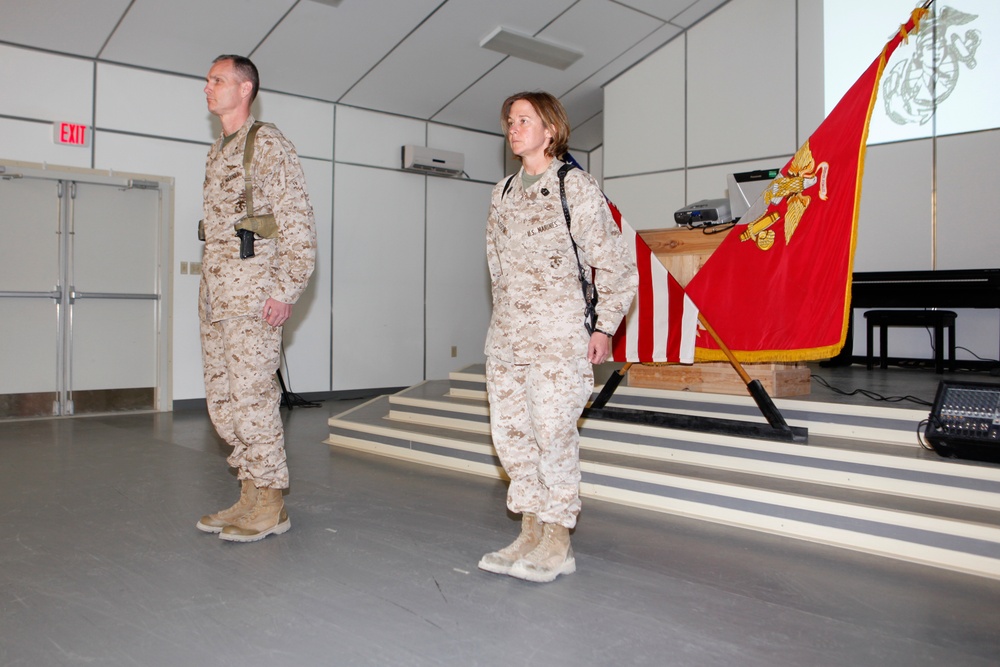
[[197, 121, 279, 257], [234, 121, 279, 259]]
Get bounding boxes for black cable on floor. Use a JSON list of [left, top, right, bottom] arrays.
[[810, 373, 932, 407], [915, 418, 936, 451], [920, 326, 1000, 371], [279, 346, 322, 409]]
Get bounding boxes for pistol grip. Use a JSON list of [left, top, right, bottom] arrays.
[[236, 229, 255, 259]]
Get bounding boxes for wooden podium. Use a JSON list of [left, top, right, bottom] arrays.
[[628, 226, 811, 397]]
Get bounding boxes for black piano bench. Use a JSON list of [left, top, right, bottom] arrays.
[[864, 309, 957, 373]]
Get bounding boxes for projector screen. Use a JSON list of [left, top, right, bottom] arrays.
[[824, 0, 999, 145]]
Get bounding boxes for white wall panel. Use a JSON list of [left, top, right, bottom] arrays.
[[604, 39, 685, 177], [254, 92, 334, 161], [953, 310, 1000, 363], [427, 124, 506, 185], [0, 118, 92, 169], [281, 157, 333, 393], [604, 171, 685, 231], [0, 45, 93, 123], [935, 129, 1000, 271], [687, 164, 735, 206], [852, 307, 1000, 367], [97, 62, 335, 158], [589, 145, 604, 187], [335, 106, 426, 171], [96, 64, 214, 143], [332, 164, 425, 390], [687, 0, 797, 166], [933, 130, 1000, 365], [853, 140, 933, 272], [797, 0, 825, 144], [572, 112, 603, 155], [569, 149, 590, 174], [425, 178, 493, 379]]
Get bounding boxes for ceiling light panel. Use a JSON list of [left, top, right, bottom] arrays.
[[479, 26, 582, 70]]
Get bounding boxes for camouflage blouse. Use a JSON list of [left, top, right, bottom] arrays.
[[485, 160, 637, 364], [201, 115, 317, 322]]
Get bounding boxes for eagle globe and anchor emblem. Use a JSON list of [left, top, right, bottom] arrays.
[[739, 141, 829, 252], [739, 4, 982, 253], [882, 4, 982, 126]]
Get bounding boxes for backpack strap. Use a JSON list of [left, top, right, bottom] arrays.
[[501, 173, 516, 200], [557, 163, 599, 334], [557, 163, 585, 281]]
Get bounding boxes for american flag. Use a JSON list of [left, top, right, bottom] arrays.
[[606, 200, 699, 365]]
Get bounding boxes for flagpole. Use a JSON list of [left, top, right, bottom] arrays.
[[590, 316, 796, 437], [590, 363, 632, 410], [697, 313, 794, 435]]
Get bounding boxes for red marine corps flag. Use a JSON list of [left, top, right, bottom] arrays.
[[683, 6, 930, 363]]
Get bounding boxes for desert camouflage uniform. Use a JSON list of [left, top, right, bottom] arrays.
[[485, 159, 637, 528], [199, 115, 317, 490]]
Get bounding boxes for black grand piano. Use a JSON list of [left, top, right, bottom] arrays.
[[825, 268, 1000, 367], [852, 268, 1000, 309]]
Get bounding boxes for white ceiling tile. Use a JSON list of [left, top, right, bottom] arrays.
[[100, 0, 296, 76], [673, 0, 732, 29], [434, 0, 664, 144], [251, 0, 441, 102], [614, 0, 708, 23], [341, 0, 572, 119], [561, 21, 683, 127], [0, 0, 727, 149], [0, 0, 131, 57]]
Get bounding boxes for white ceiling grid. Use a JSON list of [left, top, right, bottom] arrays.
[[0, 0, 729, 149]]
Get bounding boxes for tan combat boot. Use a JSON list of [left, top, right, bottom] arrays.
[[196, 479, 258, 533], [219, 487, 291, 542], [478, 513, 543, 575], [509, 523, 576, 583]]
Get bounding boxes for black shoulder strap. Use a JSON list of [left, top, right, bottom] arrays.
[[557, 163, 576, 227], [501, 173, 516, 200], [556, 163, 590, 289]]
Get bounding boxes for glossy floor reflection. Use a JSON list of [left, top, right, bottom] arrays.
[[1, 364, 999, 666]]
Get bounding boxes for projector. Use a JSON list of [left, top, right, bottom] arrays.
[[674, 198, 732, 227]]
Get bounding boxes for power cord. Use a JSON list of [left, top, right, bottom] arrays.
[[810, 373, 932, 407], [920, 324, 1000, 371], [685, 220, 735, 234], [915, 418, 936, 451], [702, 222, 735, 234], [279, 345, 321, 409]]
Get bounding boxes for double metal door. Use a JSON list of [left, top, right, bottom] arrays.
[[0, 163, 170, 418]]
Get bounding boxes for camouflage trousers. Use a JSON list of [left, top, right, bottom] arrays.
[[200, 314, 288, 489], [485, 356, 593, 529]]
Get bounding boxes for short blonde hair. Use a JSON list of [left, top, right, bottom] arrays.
[[500, 91, 570, 160]]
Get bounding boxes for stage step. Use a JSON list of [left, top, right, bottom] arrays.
[[326, 366, 1000, 581]]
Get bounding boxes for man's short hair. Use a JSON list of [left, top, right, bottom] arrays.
[[214, 54, 260, 102]]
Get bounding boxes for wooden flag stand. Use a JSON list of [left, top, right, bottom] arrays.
[[583, 314, 808, 443]]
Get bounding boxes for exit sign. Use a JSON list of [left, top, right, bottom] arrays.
[[53, 122, 90, 147]]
